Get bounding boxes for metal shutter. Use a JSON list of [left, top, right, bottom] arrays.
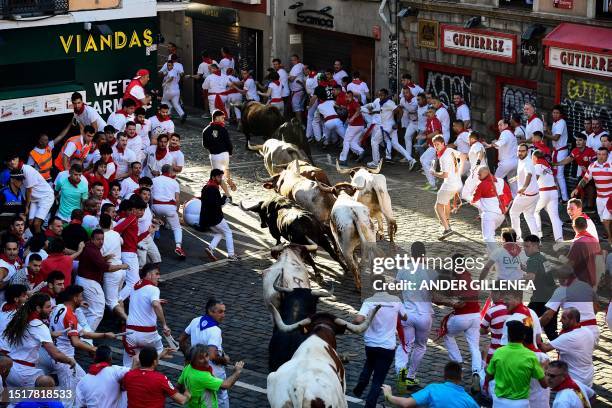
[[302, 27, 352, 73]]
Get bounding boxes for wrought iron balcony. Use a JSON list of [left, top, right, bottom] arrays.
[[0, 0, 69, 19]]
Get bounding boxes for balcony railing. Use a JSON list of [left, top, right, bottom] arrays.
[[0, 0, 69, 18]]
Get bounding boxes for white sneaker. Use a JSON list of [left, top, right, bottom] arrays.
[[408, 159, 417, 171]]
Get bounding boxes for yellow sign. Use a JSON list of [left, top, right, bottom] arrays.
[[59, 29, 153, 54], [418, 20, 439, 50]]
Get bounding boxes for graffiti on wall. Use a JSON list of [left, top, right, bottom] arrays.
[[502, 84, 537, 121], [424, 69, 471, 112], [561, 75, 612, 138], [388, 38, 398, 95]]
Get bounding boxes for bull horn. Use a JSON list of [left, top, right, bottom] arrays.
[[316, 181, 334, 193], [367, 159, 383, 174], [273, 275, 294, 293], [304, 238, 318, 252], [334, 304, 382, 334], [247, 140, 264, 152], [335, 159, 352, 175], [239, 200, 262, 212], [270, 304, 311, 332], [353, 180, 367, 191]]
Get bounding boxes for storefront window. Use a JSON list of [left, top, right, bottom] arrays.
[[561, 73, 612, 139], [596, 0, 612, 18], [498, 0, 533, 9], [420, 63, 471, 112]]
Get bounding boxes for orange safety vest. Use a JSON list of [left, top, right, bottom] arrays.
[[54, 135, 91, 171], [29, 146, 53, 180]]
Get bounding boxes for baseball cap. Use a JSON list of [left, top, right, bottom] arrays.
[[135, 69, 150, 79], [9, 169, 25, 180]]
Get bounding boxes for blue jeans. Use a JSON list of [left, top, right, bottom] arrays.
[[355, 346, 395, 407]]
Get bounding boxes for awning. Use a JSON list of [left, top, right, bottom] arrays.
[[0, 83, 85, 123], [543, 23, 612, 78]]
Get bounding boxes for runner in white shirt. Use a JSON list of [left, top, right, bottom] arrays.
[[450, 120, 471, 176], [259, 71, 285, 114], [75, 345, 131, 408], [288, 55, 305, 119], [100, 214, 128, 321], [511, 113, 527, 144], [566, 198, 598, 240], [112, 134, 137, 180], [189, 51, 218, 116], [72, 92, 106, 132], [432, 136, 463, 238], [107, 100, 136, 133], [332, 60, 348, 86], [400, 74, 425, 99], [399, 87, 419, 159], [546, 105, 569, 201], [453, 93, 471, 129], [168, 133, 185, 174], [509, 144, 540, 239], [481, 229, 528, 280], [486, 119, 519, 196], [538, 307, 595, 386], [202, 64, 231, 117], [240, 68, 259, 102], [346, 71, 369, 105], [317, 98, 345, 146], [178, 299, 230, 407], [304, 66, 321, 142], [587, 117, 609, 151], [461, 132, 487, 201], [160, 60, 185, 121], [524, 102, 544, 142], [223, 68, 243, 123], [431, 96, 451, 143], [151, 166, 183, 255], [532, 149, 564, 241], [159, 54, 184, 76], [272, 58, 290, 99], [122, 264, 171, 367], [218, 47, 235, 75], [144, 134, 173, 178], [5, 293, 76, 387], [148, 104, 175, 137], [546, 361, 594, 408], [136, 188, 161, 268], [394, 242, 436, 386], [124, 121, 143, 161], [414, 94, 429, 156], [120, 162, 142, 198]]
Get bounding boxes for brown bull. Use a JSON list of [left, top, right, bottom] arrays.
[[240, 101, 284, 148]]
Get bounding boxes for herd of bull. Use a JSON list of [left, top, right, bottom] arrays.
[[236, 103, 395, 407]]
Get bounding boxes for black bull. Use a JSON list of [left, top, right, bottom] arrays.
[[268, 288, 319, 371]]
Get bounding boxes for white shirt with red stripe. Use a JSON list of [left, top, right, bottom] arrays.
[[534, 161, 556, 190], [7, 318, 52, 364], [126, 283, 160, 328], [517, 155, 539, 195], [583, 160, 612, 198], [151, 175, 179, 204], [203, 74, 230, 94], [144, 146, 174, 178], [496, 129, 518, 162], [148, 116, 175, 136], [49, 303, 82, 357], [552, 118, 568, 150], [472, 177, 506, 215], [267, 82, 283, 103], [545, 279, 597, 326], [480, 301, 509, 357]]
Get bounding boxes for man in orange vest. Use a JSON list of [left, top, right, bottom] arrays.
[[123, 69, 152, 109], [27, 121, 72, 183], [54, 125, 95, 172]]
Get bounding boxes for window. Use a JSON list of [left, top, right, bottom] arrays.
[[596, 0, 612, 18], [498, 0, 533, 10]]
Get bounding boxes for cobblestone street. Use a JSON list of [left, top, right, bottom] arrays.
[[87, 113, 612, 407]]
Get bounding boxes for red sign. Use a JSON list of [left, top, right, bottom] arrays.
[[440, 25, 517, 63], [553, 0, 573, 9], [372, 25, 381, 41]]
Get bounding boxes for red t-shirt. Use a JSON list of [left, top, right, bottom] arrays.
[[123, 369, 177, 408], [567, 234, 600, 287], [114, 215, 148, 253], [450, 272, 480, 315], [347, 101, 365, 126], [39, 253, 73, 285], [335, 92, 348, 107], [571, 147, 597, 173], [84, 172, 110, 198]]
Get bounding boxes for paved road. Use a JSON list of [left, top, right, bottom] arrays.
[[84, 112, 611, 407]]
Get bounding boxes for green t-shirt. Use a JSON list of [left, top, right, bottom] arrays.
[[54, 177, 88, 221], [178, 364, 223, 408], [486, 343, 545, 400]]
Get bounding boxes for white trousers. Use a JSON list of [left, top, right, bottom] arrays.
[[54, 360, 85, 408], [75, 276, 105, 331], [306, 100, 320, 140], [535, 190, 563, 241], [492, 396, 529, 408], [383, 128, 413, 161], [209, 219, 234, 256], [509, 194, 539, 240], [29, 194, 54, 221], [210, 152, 230, 172], [394, 313, 432, 377], [403, 122, 418, 157], [226, 93, 242, 120], [444, 312, 481, 373], [461, 172, 480, 202], [152, 204, 182, 246], [208, 95, 228, 116], [103, 269, 126, 309], [481, 212, 505, 243], [420, 147, 437, 187], [553, 148, 569, 201], [123, 330, 163, 367], [495, 159, 518, 196], [596, 196, 612, 221], [7, 363, 44, 387], [162, 90, 185, 117], [119, 252, 139, 301], [323, 118, 345, 144], [340, 126, 365, 161], [138, 235, 161, 267]]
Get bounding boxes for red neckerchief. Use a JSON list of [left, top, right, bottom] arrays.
[[135, 117, 145, 125], [155, 147, 168, 161], [88, 362, 110, 375], [115, 145, 125, 154], [212, 121, 225, 128], [156, 114, 171, 122], [126, 132, 137, 139], [44, 229, 59, 238], [272, 80, 280, 86], [70, 219, 83, 225], [129, 175, 138, 183], [116, 109, 130, 117], [68, 177, 81, 188], [134, 279, 155, 290], [527, 114, 538, 124], [108, 196, 119, 206], [510, 303, 532, 323], [503, 242, 522, 257], [553, 375, 582, 392], [553, 117, 564, 124], [524, 343, 541, 353], [436, 146, 447, 158], [169, 145, 180, 152], [455, 102, 465, 108], [73, 104, 85, 115], [352, 79, 362, 85], [206, 179, 220, 189], [83, 210, 94, 217], [203, 58, 213, 64], [574, 230, 594, 240], [535, 157, 551, 169], [559, 324, 580, 335], [222, 53, 234, 61], [403, 81, 415, 89], [27, 311, 40, 322], [108, 138, 117, 147], [1, 303, 17, 312], [192, 364, 214, 375], [40, 286, 55, 298], [0, 253, 21, 268], [213, 72, 221, 77], [104, 155, 115, 165], [308, 71, 317, 78]]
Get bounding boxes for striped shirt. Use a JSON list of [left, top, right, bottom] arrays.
[[480, 301, 509, 360], [583, 160, 612, 198]]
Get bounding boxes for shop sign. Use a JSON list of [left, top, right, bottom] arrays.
[[417, 20, 439, 49], [0, 91, 86, 123], [59, 29, 154, 54], [296, 9, 334, 29], [289, 33, 302, 45], [553, 0, 573, 9], [186, 4, 237, 24], [441, 25, 516, 63], [520, 40, 538, 66], [547, 47, 612, 78]]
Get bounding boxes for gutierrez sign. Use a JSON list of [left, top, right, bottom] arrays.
[[546, 47, 612, 78], [441, 25, 517, 63]]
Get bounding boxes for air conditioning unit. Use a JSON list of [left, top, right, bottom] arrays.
[[232, 0, 261, 4]]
